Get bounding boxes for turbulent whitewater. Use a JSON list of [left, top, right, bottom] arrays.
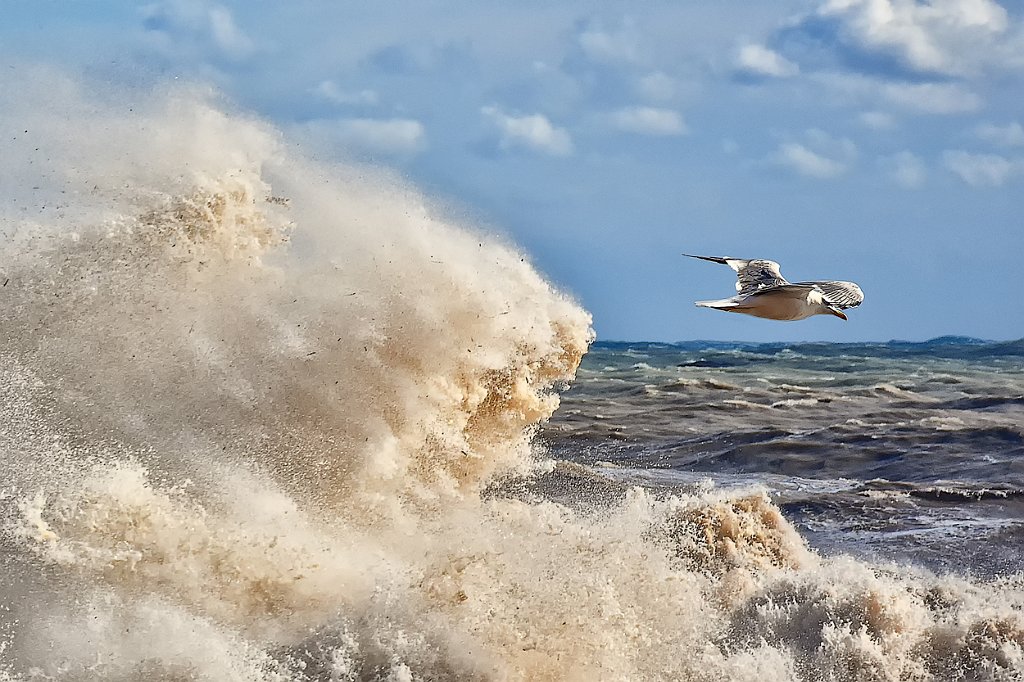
[[1, 74, 1022, 681]]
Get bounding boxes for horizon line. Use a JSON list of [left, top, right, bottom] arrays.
[[592, 335, 1024, 345]]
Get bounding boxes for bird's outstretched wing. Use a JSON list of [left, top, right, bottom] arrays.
[[683, 254, 788, 296], [797, 280, 864, 309]]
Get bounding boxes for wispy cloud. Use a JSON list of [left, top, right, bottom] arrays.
[[142, 0, 256, 61], [608, 107, 686, 136], [637, 71, 677, 101], [735, 43, 799, 78], [313, 81, 378, 107], [299, 117, 426, 156], [576, 18, 641, 65], [859, 111, 895, 130], [879, 151, 926, 188], [481, 106, 573, 156], [772, 129, 857, 179], [879, 81, 982, 114], [813, 73, 983, 115], [206, 5, 254, 59], [975, 121, 1024, 147], [943, 150, 1020, 186]]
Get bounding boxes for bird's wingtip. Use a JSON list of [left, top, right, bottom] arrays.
[[683, 254, 730, 264]]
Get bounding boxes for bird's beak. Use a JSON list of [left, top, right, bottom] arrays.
[[827, 307, 848, 321]]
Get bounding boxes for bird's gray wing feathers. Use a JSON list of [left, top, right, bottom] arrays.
[[797, 280, 865, 309], [730, 259, 788, 295], [683, 254, 788, 296]]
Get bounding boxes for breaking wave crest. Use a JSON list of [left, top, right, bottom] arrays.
[[2, 73, 1023, 681]]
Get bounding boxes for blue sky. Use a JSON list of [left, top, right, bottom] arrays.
[[4, 0, 1023, 342]]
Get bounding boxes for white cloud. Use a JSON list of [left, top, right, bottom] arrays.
[[313, 81, 378, 107], [817, 73, 983, 115], [777, 143, 847, 178], [300, 118, 426, 156], [481, 106, 573, 156], [608, 107, 687, 136], [880, 81, 982, 114], [577, 19, 641, 64], [773, 129, 857, 179], [943, 150, 1020, 186], [879, 150, 926, 188], [142, 0, 256, 61], [206, 5, 254, 59], [975, 121, 1024, 147], [637, 71, 677, 101], [859, 111, 896, 129], [735, 43, 799, 78], [817, 0, 1017, 76]]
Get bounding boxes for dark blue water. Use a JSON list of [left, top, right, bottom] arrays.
[[543, 338, 1024, 576]]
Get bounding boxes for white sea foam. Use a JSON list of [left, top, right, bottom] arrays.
[[770, 398, 820, 409], [722, 399, 774, 410], [921, 416, 969, 431], [2, 72, 1023, 681]]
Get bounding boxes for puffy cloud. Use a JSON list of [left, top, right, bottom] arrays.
[[814, 0, 1019, 76], [481, 106, 573, 156], [777, 143, 847, 178], [299, 117, 426, 156], [773, 129, 857, 179], [754, 0, 1024, 94], [943, 150, 1020, 186], [879, 150, 926, 187], [608, 107, 687, 136], [975, 121, 1024, 147], [735, 43, 799, 78]]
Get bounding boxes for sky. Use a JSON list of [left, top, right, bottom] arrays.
[[2, 0, 1023, 343]]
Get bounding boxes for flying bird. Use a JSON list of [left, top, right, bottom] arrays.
[[684, 254, 863, 321]]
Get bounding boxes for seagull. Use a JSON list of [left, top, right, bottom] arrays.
[[684, 254, 863, 321]]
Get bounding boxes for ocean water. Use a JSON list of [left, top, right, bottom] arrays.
[[541, 340, 1024, 577], [2, 76, 1023, 681]]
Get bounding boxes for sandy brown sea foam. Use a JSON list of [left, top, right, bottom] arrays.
[[1, 72, 1022, 681]]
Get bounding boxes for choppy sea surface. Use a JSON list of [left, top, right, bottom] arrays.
[[541, 339, 1024, 577], [2, 75, 1023, 680]]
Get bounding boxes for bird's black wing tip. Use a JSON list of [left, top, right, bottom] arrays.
[[682, 253, 730, 264]]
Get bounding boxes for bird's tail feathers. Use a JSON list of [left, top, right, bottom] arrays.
[[695, 297, 740, 309]]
